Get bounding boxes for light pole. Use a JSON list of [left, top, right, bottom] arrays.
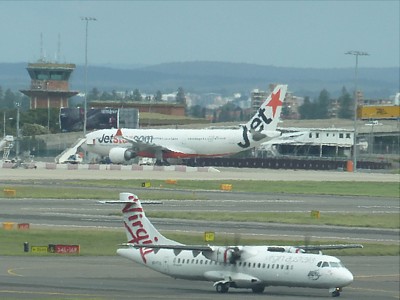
[[3, 112, 5, 137], [81, 17, 97, 136], [15, 102, 20, 159], [345, 50, 369, 172]]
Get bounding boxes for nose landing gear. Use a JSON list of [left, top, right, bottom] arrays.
[[330, 287, 342, 297]]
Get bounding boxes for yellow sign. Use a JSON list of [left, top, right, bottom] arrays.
[[204, 231, 215, 242], [31, 246, 48, 254], [141, 182, 151, 188], [359, 106, 400, 119], [311, 210, 320, 219], [3, 189, 16, 197], [220, 184, 232, 191]]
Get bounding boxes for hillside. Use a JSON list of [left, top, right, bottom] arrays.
[[0, 61, 398, 98]]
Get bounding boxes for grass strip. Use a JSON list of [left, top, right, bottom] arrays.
[[66, 179, 400, 197], [0, 228, 398, 256], [145, 211, 400, 229], [1, 180, 399, 198]]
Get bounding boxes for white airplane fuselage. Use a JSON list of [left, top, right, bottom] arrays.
[[83, 128, 280, 159], [117, 246, 353, 290], [102, 192, 359, 296], [82, 85, 288, 163]]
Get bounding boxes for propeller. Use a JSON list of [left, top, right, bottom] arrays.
[[228, 232, 242, 264]]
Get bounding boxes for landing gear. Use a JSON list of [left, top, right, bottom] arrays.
[[155, 159, 170, 166], [331, 290, 340, 297], [215, 282, 229, 293], [251, 285, 265, 293], [330, 287, 341, 297]]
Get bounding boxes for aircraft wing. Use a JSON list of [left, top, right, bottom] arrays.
[[121, 243, 212, 252], [121, 135, 166, 152], [122, 135, 197, 155], [298, 244, 363, 251], [261, 131, 309, 145]]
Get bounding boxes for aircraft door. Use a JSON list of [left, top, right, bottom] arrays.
[[163, 256, 170, 274]]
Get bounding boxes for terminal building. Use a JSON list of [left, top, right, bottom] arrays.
[[259, 127, 354, 158]]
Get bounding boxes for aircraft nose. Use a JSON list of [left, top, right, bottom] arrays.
[[341, 269, 354, 286]]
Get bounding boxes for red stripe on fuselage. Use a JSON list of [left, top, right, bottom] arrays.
[[138, 151, 234, 159]]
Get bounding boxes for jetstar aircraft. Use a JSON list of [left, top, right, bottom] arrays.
[[82, 84, 288, 165], [101, 193, 363, 297]]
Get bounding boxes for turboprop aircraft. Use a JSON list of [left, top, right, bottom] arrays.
[[82, 84, 288, 165], [101, 192, 363, 297]]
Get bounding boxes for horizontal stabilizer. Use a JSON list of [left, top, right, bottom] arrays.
[[299, 244, 363, 251], [98, 200, 162, 205]]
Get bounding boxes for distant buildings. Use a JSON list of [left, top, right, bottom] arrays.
[[251, 84, 303, 119]]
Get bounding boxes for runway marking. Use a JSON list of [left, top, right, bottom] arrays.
[[347, 286, 400, 296], [0, 289, 107, 298], [7, 268, 24, 277], [355, 274, 400, 279]]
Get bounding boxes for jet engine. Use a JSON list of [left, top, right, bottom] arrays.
[[203, 246, 242, 264], [108, 147, 137, 163]]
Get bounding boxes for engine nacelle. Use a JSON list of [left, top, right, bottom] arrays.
[[108, 147, 137, 164], [203, 246, 242, 264], [267, 246, 305, 253]]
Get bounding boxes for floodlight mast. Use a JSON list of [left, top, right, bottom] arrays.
[[81, 17, 97, 136], [345, 50, 369, 172]]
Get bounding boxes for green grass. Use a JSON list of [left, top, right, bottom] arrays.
[[1, 180, 398, 257], [1, 179, 399, 198], [145, 211, 400, 229], [67, 179, 399, 197], [0, 185, 203, 200], [0, 228, 398, 256]]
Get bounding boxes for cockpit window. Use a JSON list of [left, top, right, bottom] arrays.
[[322, 262, 330, 268], [317, 261, 322, 267], [330, 262, 341, 268]]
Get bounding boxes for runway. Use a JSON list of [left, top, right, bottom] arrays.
[[1, 163, 399, 181], [1, 195, 398, 244], [1, 256, 398, 300], [0, 165, 399, 299]]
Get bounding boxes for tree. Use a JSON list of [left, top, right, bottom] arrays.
[[316, 89, 330, 119], [154, 90, 162, 102], [0, 86, 4, 109], [188, 105, 204, 118], [298, 96, 315, 119], [112, 89, 118, 100], [4, 89, 16, 109], [338, 87, 353, 119], [88, 87, 100, 100], [100, 91, 112, 100], [217, 102, 236, 122], [132, 89, 142, 102], [176, 87, 186, 105], [281, 104, 291, 119]]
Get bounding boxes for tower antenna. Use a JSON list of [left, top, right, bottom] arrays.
[[40, 33, 44, 61], [57, 33, 61, 62]]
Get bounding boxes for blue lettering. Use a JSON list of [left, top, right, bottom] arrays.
[[237, 126, 250, 148]]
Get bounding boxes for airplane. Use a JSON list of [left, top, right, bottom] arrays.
[[100, 192, 363, 297], [82, 84, 288, 165]]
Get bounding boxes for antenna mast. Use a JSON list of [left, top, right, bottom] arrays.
[[40, 33, 44, 61], [57, 33, 61, 63]]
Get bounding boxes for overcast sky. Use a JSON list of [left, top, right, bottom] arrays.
[[1, 1, 399, 68]]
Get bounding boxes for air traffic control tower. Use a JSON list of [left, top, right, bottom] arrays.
[[20, 61, 79, 109]]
